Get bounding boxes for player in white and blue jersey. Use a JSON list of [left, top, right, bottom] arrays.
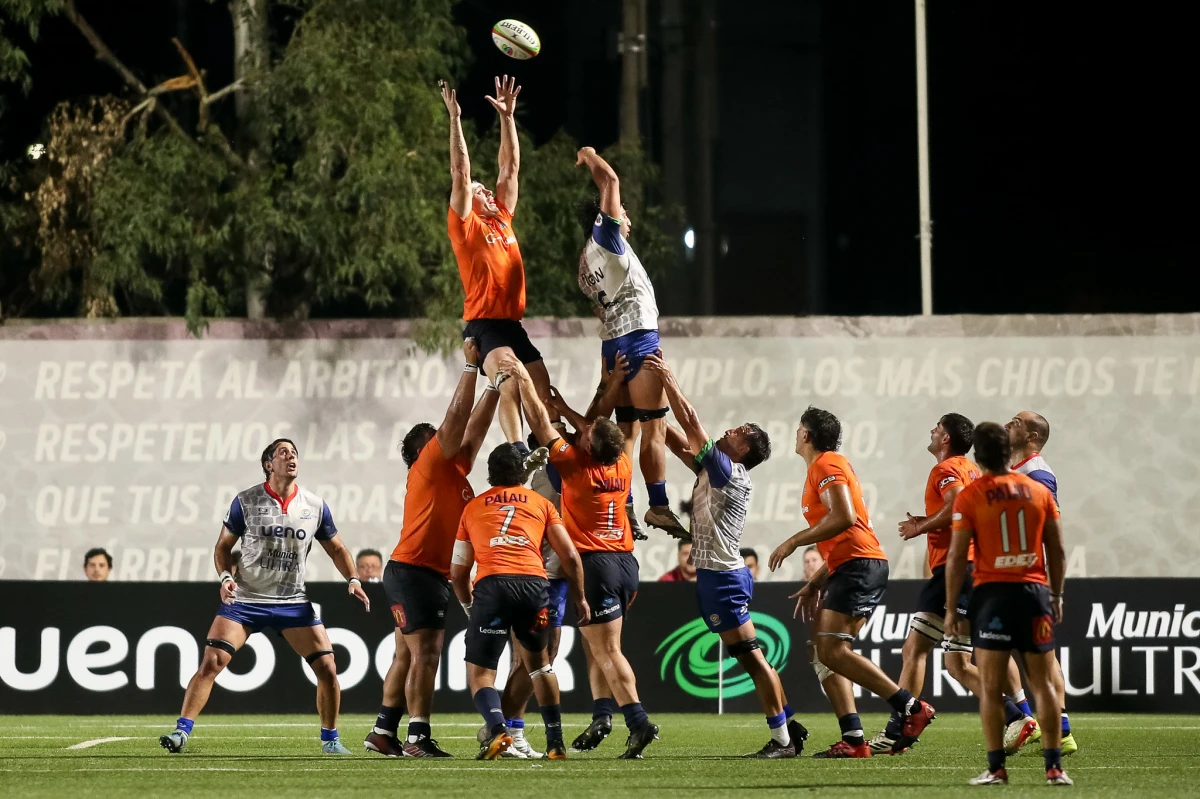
[[575, 146, 685, 541], [642, 353, 809, 759], [1005, 411, 1079, 756], [159, 438, 370, 755]]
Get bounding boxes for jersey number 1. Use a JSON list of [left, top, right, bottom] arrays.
[[999, 508, 1028, 553]]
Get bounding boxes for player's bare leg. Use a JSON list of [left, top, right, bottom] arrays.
[[366, 631, 409, 756], [630, 369, 686, 537], [1022, 650, 1071, 784], [945, 651, 982, 695], [573, 632, 618, 751], [514, 640, 567, 759], [283, 624, 349, 754], [870, 628, 938, 753], [580, 618, 640, 705], [1002, 653, 1040, 754], [485, 346, 525, 443], [498, 629, 561, 758], [399, 627, 447, 756], [160, 616, 249, 752], [468, 661, 513, 760], [1051, 657, 1077, 754], [813, 609, 935, 757], [721, 620, 803, 758], [970, 648, 1013, 784]]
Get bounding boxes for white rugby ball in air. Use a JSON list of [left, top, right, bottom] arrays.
[[492, 19, 541, 60]]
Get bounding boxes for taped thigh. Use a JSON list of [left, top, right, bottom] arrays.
[[909, 611, 945, 643]]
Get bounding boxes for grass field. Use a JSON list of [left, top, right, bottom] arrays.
[[2, 713, 1198, 797]]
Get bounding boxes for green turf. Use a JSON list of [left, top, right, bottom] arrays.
[[1, 713, 1197, 797]]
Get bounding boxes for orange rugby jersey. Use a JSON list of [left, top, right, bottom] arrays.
[[802, 451, 887, 574], [548, 438, 634, 553], [951, 472, 1059, 586], [457, 485, 562, 582], [924, 455, 980, 570], [447, 204, 526, 321], [390, 436, 474, 578]]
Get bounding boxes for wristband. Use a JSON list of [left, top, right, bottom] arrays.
[[220, 571, 234, 584], [1050, 592, 1063, 600], [484, 382, 499, 393], [460, 601, 472, 616], [464, 363, 479, 373], [348, 577, 362, 587]]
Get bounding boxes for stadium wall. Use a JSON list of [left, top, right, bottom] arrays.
[[1, 314, 1198, 581], [2, 580, 1199, 714]]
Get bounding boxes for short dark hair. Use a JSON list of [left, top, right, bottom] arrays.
[[739, 547, 758, 561], [84, 547, 112, 568], [973, 421, 1012, 473], [487, 442, 525, 487], [801, 406, 842, 452], [401, 423, 437, 469], [677, 538, 691, 552], [1026, 412, 1051, 447], [260, 438, 297, 477], [577, 194, 602, 238], [803, 545, 819, 554], [356, 548, 382, 563], [740, 423, 771, 470], [940, 412, 975, 456], [589, 418, 625, 466]]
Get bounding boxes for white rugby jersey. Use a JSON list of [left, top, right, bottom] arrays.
[[1013, 452, 1058, 503], [688, 440, 751, 572], [578, 214, 659, 340], [223, 482, 338, 603], [531, 466, 565, 580]]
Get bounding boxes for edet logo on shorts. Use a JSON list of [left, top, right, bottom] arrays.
[[655, 612, 790, 699]]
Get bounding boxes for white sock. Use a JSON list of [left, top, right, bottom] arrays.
[[769, 725, 790, 746], [509, 726, 525, 740], [905, 697, 917, 715], [1013, 689, 1027, 705]]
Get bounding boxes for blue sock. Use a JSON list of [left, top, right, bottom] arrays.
[[514, 441, 530, 457], [507, 718, 524, 730], [593, 697, 617, 721], [1016, 698, 1033, 717], [541, 704, 563, 744], [621, 702, 649, 730], [320, 728, 338, 743], [782, 703, 794, 722], [175, 717, 194, 736], [546, 463, 562, 493], [1043, 747, 1063, 772], [627, 489, 636, 507], [988, 749, 1006, 773], [1003, 696, 1025, 725], [838, 713, 863, 745], [767, 711, 786, 729], [647, 481, 668, 507], [1061, 713, 1071, 733], [473, 687, 507, 734], [886, 688, 915, 715]]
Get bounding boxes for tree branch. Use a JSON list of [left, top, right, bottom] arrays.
[[205, 79, 245, 106]]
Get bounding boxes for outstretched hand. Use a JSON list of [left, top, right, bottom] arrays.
[[439, 80, 460, 118], [349, 581, 371, 612], [898, 513, 925, 540], [497, 352, 528, 381], [605, 352, 631, 386], [641, 351, 670, 378], [463, 337, 480, 367], [485, 75, 521, 117], [575, 146, 597, 167]]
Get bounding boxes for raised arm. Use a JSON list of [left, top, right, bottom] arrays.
[[497, 353, 557, 446], [665, 423, 700, 472], [435, 338, 482, 459], [899, 484, 964, 541], [441, 80, 472, 219], [586, 353, 629, 422], [576, 146, 622, 219], [487, 75, 521, 213], [642, 353, 709, 452], [460, 384, 501, 469]]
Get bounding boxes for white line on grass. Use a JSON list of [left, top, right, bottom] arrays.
[[66, 737, 135, 750]]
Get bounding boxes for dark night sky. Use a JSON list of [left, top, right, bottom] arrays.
[[2, 0, 1192, 316]]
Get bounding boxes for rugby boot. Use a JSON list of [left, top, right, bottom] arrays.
[[744, 739, 796, 758], [403, 735, 452, 758], [1061, 732, 1078, 756], [363, 730, 404, 757], [617, 722, 659, 759], [159, 731, 188, 753], [787, 719, 809, 755], [1004, 716, 1039, 755], [504, 731, 542, 759], [628, 502, 648, 541], [477, 728, 513, 761], [969, 768, 1009, 786], [322, 738, 353, 755], [571, 717, 612, 752], [644, 506, 690, 541], [891, 698, 936, 752], [812, 740, 871, 758], [521, 447, 550, 484], [542, 743, 567, 760], [1046, 767, 1074, 786]]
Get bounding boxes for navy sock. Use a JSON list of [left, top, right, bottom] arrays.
[[1061, 712, 1071, 733], [782, 703, 795, 721], [1003, 696, 1025, 725], [406, 719, 431, 741], [514, 440, 530, 457], [374, 705, 403, 735], [627, 489, 636, 507], [647, 481, 668, 507], [320, 727, 338, 743], [175, 717, 194, 736], [473, 687, 507, 734], [1016, 698, 1033, 717], [593, 697, 618, 721], [541, 704, 563, 744], [838, 713, 863, 745], [621, 702, 649, 730], [988, 749, 1006, 773], [886, 688, 915, 715], [884, 710, 903, 737], [546, 463, 562, 493], [1043, 747, 1063, 772]]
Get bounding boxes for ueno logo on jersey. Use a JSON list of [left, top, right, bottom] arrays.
[[489, 534, 530, 548], [994, 553, 1039, 569], [257, 525, 307, 540]]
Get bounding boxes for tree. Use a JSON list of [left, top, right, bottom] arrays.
[[0, 0, 679, 339]]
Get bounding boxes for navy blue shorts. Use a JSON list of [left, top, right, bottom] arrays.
[[602, 329, 661, 382], [582, 551, 640, 625], [547, 578, 569, 628], [822, 558, 889, 618], [217, 601, 321, 633], [970, 582, 1056, 654], [696, 567, 754, 633]]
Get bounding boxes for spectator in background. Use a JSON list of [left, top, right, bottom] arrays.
[[84, 548, 112, 582], [355, 549, 384, 583], [659, 540, 697, 582], [741, 547, 760, 580], [802, 545, 824, 582]]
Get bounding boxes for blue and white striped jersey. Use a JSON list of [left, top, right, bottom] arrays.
[[1013, 453, 1058, 504], [223, 483, 338, 604]]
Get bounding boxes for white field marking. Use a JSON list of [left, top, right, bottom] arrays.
[[2, 765, 1199, 774], [66, 737, 134, 750]]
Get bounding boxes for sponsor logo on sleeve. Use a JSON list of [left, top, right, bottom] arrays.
[[938, 476, 959, 490], [817, 475, 837, 489]]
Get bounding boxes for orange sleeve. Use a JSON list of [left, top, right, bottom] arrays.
[[547, 438, 580, 477], [545, 500, 563, 528], [447, 207, 478, 244], [455, 513, 470, 542], [931, 463, 964, 500], [810, 457, 848, 493], [950, 489, 975, 532]]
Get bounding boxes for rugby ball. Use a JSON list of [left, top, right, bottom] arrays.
[[492, 19, 541, 60]]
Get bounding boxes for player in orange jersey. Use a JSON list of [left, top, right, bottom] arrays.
[[946, 421, 1070, 786], [502, 352, 661, 759], [870, 413, 981, 754], [440, 76, 552, 450], [364, 338, 501, 759], [451, 443, 589, 761], [769, 407, 936, 758]]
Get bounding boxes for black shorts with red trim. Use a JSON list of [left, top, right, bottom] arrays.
[[969, 581, 1056, 653], [383, 560, 450, 634]]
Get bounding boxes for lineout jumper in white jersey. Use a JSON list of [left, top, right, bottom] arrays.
[[578, 213, 659, 340], [688, 440, 753, 572]]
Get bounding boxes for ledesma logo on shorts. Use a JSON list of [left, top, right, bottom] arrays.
[[655, 612, 790, 698]]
